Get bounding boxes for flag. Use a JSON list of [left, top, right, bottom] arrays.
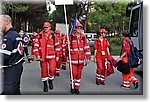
[[70, 14, 77, 35]]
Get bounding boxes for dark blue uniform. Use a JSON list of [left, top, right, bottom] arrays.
[[22, 33, 31, 62], [0, 28, 24, 95]]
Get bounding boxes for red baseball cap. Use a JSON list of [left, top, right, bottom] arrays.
[[43, 22, 51, 28], [99, 28, 107, 34], [55, 30, 60, 34]]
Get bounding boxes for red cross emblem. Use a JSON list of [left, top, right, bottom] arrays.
[[1, 44, 6, 49], [18, 42, 23, 55], [24, 37, 28, 42]]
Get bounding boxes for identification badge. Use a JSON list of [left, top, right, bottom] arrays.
[[101, 51, 105, 55]]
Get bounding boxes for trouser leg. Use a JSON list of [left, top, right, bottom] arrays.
[[96, 59, 105, 83], [56, 57, 62, 76], [40, 61, 48, 81], [3, 63, 23, 95]]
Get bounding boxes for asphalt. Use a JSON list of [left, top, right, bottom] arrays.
[[20, 56, 143, 95]]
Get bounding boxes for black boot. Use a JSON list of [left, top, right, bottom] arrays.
[[96, 81, 100, 85], [74, 89, 80, 94], [43, 81, 48, 92], [70, 88, 75, 94], [48, 79, 53, 90], [62, 66, 66, 70], [100, 82, 105, 85], [133, 82, 138, 89]]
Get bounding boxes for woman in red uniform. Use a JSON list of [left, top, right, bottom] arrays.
[[117, 31, 138, 89], [94, 28, 110, 85]]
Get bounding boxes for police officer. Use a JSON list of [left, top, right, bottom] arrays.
[[0, 15, 24, 95]]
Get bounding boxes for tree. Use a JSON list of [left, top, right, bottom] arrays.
[[87, 0, 130, 33], [1, 2, 29, 28]]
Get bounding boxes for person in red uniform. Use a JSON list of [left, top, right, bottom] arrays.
[[67, 22, 91, 94], [31, 31, 38, 61], [55, 30, 63, 76], [94, 28, 110, 85], [33, 22, 60, 92], [117, 31, 138, 89], [61, 33, 67, 70]]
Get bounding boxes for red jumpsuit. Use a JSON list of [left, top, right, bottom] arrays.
[[33, 30, 60, 81], [67, 32, 91, 89], [55, 35, 63, 75], [31, 34, 39, 61], [94, 37, 110, 83], [121, 37, 138, 88], [61, 35, 67, 70]]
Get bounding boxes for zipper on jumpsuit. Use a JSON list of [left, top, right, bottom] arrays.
[[77, 37, 80, 65]]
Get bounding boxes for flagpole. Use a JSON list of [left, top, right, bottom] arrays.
[[63, 4, 74, 90]]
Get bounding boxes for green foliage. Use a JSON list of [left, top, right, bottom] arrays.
[[2, 2, 28, 13], [87, 0, 130, 32]]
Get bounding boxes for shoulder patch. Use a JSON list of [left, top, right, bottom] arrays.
[[1, 43, 6, 49]]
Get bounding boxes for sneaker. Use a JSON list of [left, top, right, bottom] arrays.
[[121, 85, 130, 89], [133, 82, 138, 89]]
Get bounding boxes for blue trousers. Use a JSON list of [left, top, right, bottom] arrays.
[[2, 62, 23, 95]]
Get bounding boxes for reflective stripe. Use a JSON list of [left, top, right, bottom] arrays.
[[12, 49, 18, 53], [46, 55, 55, 58], [55, 42, 60, 46], [101, 78, 105, 81], [96, 77, 100, 80], [84, 46, 90, 49], [123, 84, 130, 87], [56, 68, 60, 71], [42, 77, 48, 81], [79, 60, 84, 63], [71, 48, 84, 51], [16, 37, 22, 40], [101, 75, 105, 78], [0, 49, 11, 55], [14, 57, 24, 65], [96, 74, 100, 77], [62, 45, 65, 47], [47, 44, 54, 48], [75, 79, 81, 82], [71, 60, 78, 64], [124, 81, 129, 84], [33, 49, 38, 52], [34, 44, 39, 47], [23, 45, 28, 47], [75, 83, 80, 86], [55, 48, 61, 51], [85, 52, 91, 55], [49, 76, 54, 80], [67, 60, 84, 64]]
